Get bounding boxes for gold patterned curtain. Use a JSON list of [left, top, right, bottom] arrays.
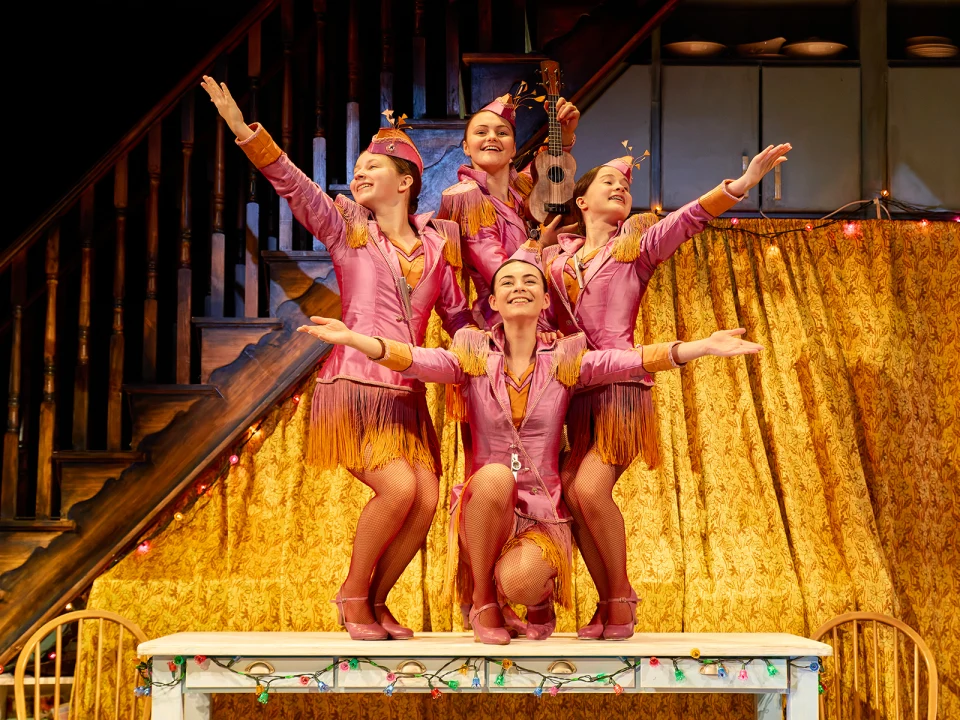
[[76, 218, 958, 719]]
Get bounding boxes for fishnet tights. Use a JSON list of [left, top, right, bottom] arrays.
[[340, 458, 422, 624], [562, 447, 632, 625], [368, 464, 439, 626], [496, 542, 556, 624], [459, 464, 517, 629]]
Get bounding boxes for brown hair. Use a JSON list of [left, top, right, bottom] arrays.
[[570, 166, 601, 236], [387, 156, 421, 213], [462, 112, 517, 145]]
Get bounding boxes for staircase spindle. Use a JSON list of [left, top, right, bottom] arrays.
[[178, 96, 195, 379], [313, 0, 328, 248], [510, 0, 527, 52], [107, 157, 128, 450], [2, 250, 26, 518], [346, 0, 360, 182], [142, 125, 161, 381], [245, 25, 262, 315], [445, 0, 461, 117], [380, 0, 394, 125], [72, 186, 95, 450], [36, 226, 59, 518], [211, 104, 227, 317], [478, 0, 492, 52], [412, 0, 427, 118], [279, 0, 294, 250]]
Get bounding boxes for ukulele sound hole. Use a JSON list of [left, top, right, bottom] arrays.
[[547, 166, 566, 184]]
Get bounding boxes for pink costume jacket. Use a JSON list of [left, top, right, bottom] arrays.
[[238, 123, 474, 471], [521, 182, 744, 467], [437, 164, 534, 328], [375, 326, 682, 604]]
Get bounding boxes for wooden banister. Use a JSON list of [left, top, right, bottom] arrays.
[[0, 0, 280, 275]]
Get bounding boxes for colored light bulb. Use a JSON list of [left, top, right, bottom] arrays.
[[494, 673, 505, 687], [137, 541, 150, 555], [690, 648, 701, 659], [649, 657, 660, 667], [229, 454, 239, 465], [674, 668, 685, 682], [550, 685, 559, 696], [431, 687, 442, 699], [386, 672, 396, 683], [339, 662, 349, 672], [534, 687, 543, 697], [738, 668, 749, 681], [809, 661, 820, 672], [348, 659, 359, 670], [299, 675, 311, 685], [614, 683, 624, 695], [257, 691, 269, 704], [766, 663, 778, 677], [447, 680, 459, 690], [384, 684, 394, 696], [472, 676, 481, 688]]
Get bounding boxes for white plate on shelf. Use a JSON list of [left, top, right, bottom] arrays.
[[736, 37, 787, 56], [663, 41, 726, 57], [906, 43, 958, 58], [783, 41, 847, 57]]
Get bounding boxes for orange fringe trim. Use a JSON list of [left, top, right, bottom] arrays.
[[450, 328, 490, 377], [445, 384, 468, 422], [307, 379, 440, 473], [511, 171, 534, 202], [431, 218, 463, 269], [440, 184, 498, 238], [566, 382, 660, 468], [334, 196, 372, 249], [551, 334, 589, 387], [611, 212, 660, 263]]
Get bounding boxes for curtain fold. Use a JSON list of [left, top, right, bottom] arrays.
[[78, 218, 957, 719]]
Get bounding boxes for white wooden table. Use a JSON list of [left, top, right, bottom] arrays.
[[138, 631, 831, 719]]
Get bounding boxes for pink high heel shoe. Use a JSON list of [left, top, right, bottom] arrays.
[[577, 600, 607, 640], [501, 604, 527, 637], [374, 602, 413, 640], [524, 596, 556, 641], [602, 589, 639, 641], [331, 587, 388, 641], [469, 603, 511, 645]]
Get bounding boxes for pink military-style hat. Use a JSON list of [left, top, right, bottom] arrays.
[[602, 143, 651, 184], [477, 93, 518, 127], [368, 111, 424, 176]]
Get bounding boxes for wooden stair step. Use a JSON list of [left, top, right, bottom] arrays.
[[461, 53, 549, 65], [53, 451, 147, 519], [0, 522, 76, 577], [192, 317, 285, 384], [123, 384, 223, 449], [261, 252, 337, 318]]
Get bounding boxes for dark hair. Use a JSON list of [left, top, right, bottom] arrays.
[[386, 156, 421, 213], [570, 166, 601, 236], [491, 259, 548, 292], [462, 112, 517, 145]]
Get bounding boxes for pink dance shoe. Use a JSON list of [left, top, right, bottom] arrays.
[[331, 587, 388, 641], [501, 604, 528, 637], [524, 597, 556, 641], [469, 603, 511, 645], [577, 600, 607, 640], [374, 602, 413, 640], [602, 589, 639, 641]]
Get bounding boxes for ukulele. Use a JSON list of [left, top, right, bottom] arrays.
[[527, 60, 577, 226]]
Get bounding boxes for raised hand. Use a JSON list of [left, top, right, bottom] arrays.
[[552, 97, 580, 144], [297, 316, 354, 345], [704, 328, 764, 357], [729, 143, 792, 195], [199, 75, 251, 140]]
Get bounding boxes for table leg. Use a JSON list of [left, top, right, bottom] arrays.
[[756, 692, 783, 720], [150, 657, 184, 720], [184, 692, 212, 720], [786, 656, 820, 720]]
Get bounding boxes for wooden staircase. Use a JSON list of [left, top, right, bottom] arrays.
[[0, 0, 675, 667]]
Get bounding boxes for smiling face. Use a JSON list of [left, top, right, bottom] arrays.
[[488, 260, 550, 322], [463, 111, 517, 172], [575, 166, 632, 227], [349, 151, 415, 212]]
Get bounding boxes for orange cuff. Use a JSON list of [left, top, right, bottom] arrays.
[[374, 338, 413, 372], [698, 180, 744, 217], [236, 123, 283, 169], [641, 341, 684, 374]]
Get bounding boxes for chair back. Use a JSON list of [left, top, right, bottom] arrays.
[[14, 609, 151, 720], [812, 611, 938, 720]]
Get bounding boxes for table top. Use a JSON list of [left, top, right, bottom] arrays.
[[138, 632, 832, 659]]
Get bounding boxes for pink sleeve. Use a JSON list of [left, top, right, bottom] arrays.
[[435, 258, 476, 336], [257, 154, 348, 256], [407, 347, 467, 384], [577, 348, 647, 388], [631, 201, 713, 277]]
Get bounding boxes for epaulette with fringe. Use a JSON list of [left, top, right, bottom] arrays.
[[428, 218, 462, 269], [551, 333, 589, 388], [511, 170, 534, 201], [439, 180, 497, 238], [334, 195, 373, 248], [449, 327, 491, 377], [610, 212, 660, 263]]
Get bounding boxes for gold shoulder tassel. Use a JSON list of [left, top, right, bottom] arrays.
[[450, 327, 491, 377], [445, 383, 468, 421], [551, 333, 589, 387], [440, 184, 498, 237], [511, 170, 533, 201], [335, 196, 372, 248], [611, 212, 659, 263], [431, 218, 463, 269]]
